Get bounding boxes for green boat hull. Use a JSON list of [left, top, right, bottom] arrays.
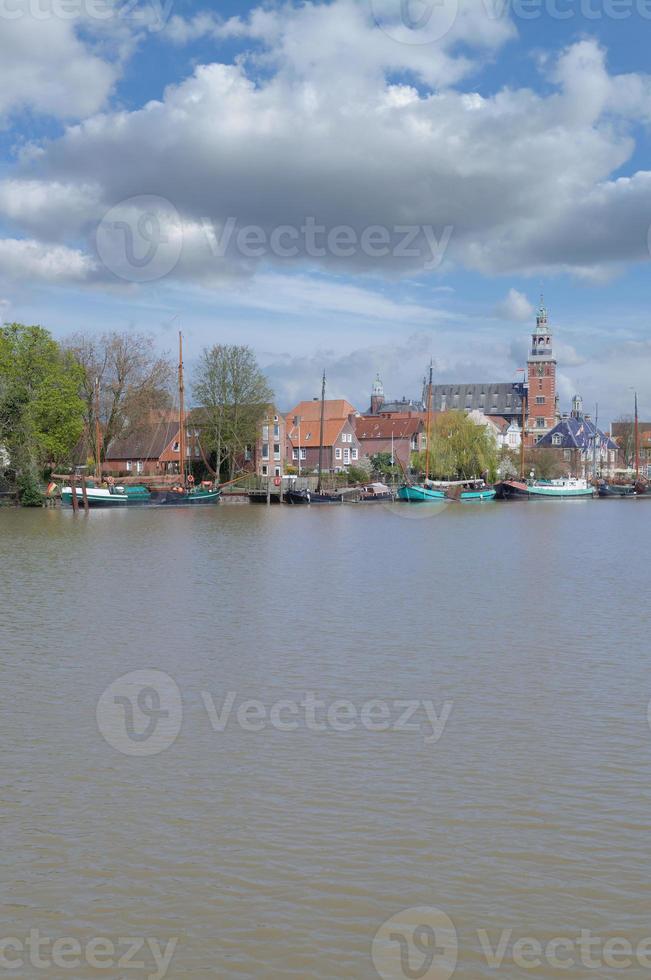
[[397, 484, 447, 502]]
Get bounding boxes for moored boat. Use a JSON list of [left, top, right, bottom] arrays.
[[160, 483, 221, 505], [496, 478, 594, 499], [61, 483, 151, 507], [396, 483, 447, 502], [444, 480, 496, 501]]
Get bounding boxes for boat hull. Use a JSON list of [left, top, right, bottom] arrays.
[[62, 488, 128, 507], [457, 488, 496, 501], [497, 480, 594, 499], [160, 489, 221, 505], [397, 484, 447, 502]]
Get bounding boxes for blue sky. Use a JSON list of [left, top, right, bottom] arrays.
[[0, 0, 650, 421]]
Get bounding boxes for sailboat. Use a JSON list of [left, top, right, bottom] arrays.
[[161, 332, 221, 505], [397, 363, 446, 502], [286, 371, 342, 504], [62, 377, 153, 507]]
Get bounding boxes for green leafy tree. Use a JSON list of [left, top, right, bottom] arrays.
[[413, 411, 498, 480], [370, 451, 401, 481], [0, 324, 85, 503]]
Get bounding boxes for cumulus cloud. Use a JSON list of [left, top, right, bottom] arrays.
[[0, 2, 650, 290], [493, 289, 533, 322]]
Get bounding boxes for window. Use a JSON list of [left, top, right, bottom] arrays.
[[536, 418, 546, 428], [126, 461, 132, 472], [274, 467, 281, 477], [293, 448, 298, 460], [352, 448, 358, 460], [343, 448, 351, 464], [563, 449, 571, 460], [261, 464, 268, 476], [262, 443, 269, 459], [305, 432, 312, 440], [300, 449, 306, 460], [273, 443, 280, 460], [536, 396, 545, 405], [173, 441, 179, 452], [552, 434, 562, 446], [273, 424, 280, 438], [262, 425, 269, 440], [136, 461, 144, 474], [335, 448, 342, 460], [273, 415, 279, 423]]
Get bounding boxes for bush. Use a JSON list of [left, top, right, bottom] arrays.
[[347, 465, 369, 484], [17, 471, 44, 507]]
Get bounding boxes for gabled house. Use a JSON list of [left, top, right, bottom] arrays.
[[536, 396, 618, 478], [286, 415, 361, 473], [103, 413, 202, 477], [354, 413, 425, 471], [253, 406, 287, 478]]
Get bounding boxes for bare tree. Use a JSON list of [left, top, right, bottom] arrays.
[[66, 331, 173, 460], [193, 345, 273, 480]]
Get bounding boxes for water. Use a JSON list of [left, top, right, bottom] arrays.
[[2, 501, 651, 979]]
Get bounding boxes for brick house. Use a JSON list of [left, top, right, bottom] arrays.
[[354, 413, 425, 472], [103, 413, 202, 477], [286, 414, 361, 473]]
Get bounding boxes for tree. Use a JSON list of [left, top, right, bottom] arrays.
[[414, 411, 498, 480], [614, 416, 634, 468], [0, 324, 85, 503], [370, 452, 401, 481], [66, 331, 173, 464], [193, 345, 273, 480], [526, 447, 568, 480]]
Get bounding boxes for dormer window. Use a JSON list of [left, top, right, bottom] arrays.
[[552, 434, 562, 446]]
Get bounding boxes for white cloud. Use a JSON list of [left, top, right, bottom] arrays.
[[0, 18, 119, 122], [493, 289, 533, 322], [0, 4, 649, 289], [0, 239, 94, 282]]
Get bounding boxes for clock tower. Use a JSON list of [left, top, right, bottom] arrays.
[[526, 297, 557, 445]]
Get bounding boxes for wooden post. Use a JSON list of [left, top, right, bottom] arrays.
[[80, 473, 89, 513], [70, 473, 78, 512]]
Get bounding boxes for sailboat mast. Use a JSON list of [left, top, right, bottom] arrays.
[[634, 390, 639, 480], [424, 361, 433, 482], [317, 371, 326, 493], [94, 376, 102, 483], [592, 403, 598, 479], [178, 331, 186, 484]]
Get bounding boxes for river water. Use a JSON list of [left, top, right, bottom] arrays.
[[2, 501, 650, 979]]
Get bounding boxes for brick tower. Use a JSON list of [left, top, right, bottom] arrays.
[[526, 297, 557, 445], [370, 373, 384, 414]]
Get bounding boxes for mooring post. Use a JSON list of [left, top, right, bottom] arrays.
[[80, 474, 89, 513], [70, 473, 78, 513], [266, 476, 271, 505]]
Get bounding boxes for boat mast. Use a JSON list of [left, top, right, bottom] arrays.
[[424, 361, 433, 482], [520, 379, 527, 481], [317, 371, 326, 493], [178, 331, 186, 484], [592, 402, 598, 480], [634, 390, 639, 480], [94, 376, 102, 483]]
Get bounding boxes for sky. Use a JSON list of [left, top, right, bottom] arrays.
[[0, 0, 650, 421]]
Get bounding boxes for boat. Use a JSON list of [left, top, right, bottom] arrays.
[[397, 363, 447, 503], [597, 481, 650, 498], [284, 487, 311, 504], [496, 478, 594, 499], [61, 483, 151, 507], [444, 480, 496, 501], [396, 483, 446, 502], [290, 371, 345, 504], [160, 484, 221, 505], [355, 482, 393, 502], [159, 332, 220, 506]]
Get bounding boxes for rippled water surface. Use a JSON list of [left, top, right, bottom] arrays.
[[2, 501, 651, 978]]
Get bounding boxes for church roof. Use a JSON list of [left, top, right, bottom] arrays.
[[430, 383, 523, 417], [537, 416, 617, 451]]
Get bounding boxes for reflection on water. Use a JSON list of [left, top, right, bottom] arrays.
[[2, 502, 650, 978]]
